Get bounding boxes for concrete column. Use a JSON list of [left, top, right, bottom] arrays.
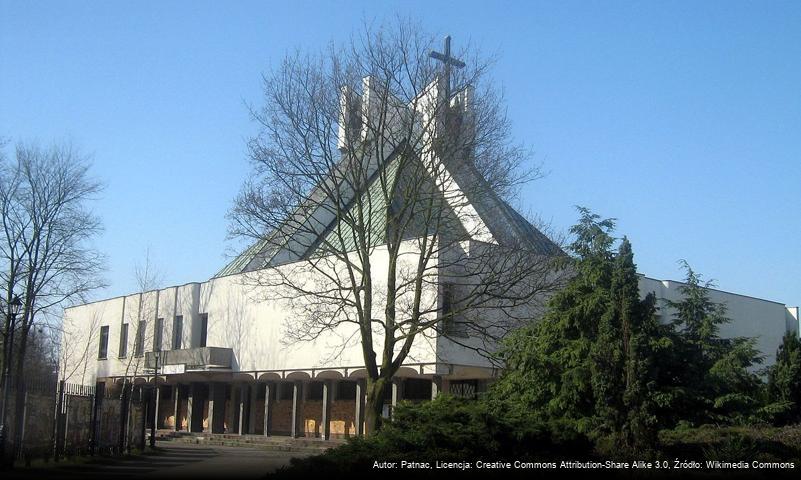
[[187, 383, 195, 433], [153, 385, 161, 429], [198, 384, 207, 431], [208, 383, 225, 434], [238, 384, 247, 435], [248, 383, 258, 434], [354, 379, 365, 436], [391, 378, 404, 418], [173, 384, 181, 431], [227, 383, 239, 433], [263, 382, 273, 436], [291, 381, 303, 438], [321, 380, 331, 440], [431, 376, 442, 400], [207, 383, 215, 433]]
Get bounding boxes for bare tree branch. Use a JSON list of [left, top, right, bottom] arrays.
[[227, 19, 566, 433], [0, 140, 106, 454]]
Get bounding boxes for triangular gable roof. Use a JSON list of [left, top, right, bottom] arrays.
[[215, 145, 401, 277], [216, 76, 562, 278], [443, 158, 563, 255], [215, 149, 561, 278]]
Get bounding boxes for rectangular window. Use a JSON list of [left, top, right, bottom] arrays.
[[442, 282, 454, 315], [154, 318, 164, 351], [118, 323, 129, 358], [134, 321, 146, 357], [199, 313, 208, 348], [442, 283, 468, 337], [98, 326, 109, 359], [172, 315, 183, 350]]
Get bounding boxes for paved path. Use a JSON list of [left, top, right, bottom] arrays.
[[7, 442, 310, 479]]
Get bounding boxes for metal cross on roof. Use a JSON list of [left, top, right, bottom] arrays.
[[430, 35, 465, 100]]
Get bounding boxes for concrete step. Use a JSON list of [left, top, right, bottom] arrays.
[[172, 439, 330, 453], [173, 440, 328, 453], [176, 436, 333, 445], [151, 431, 341, 453]]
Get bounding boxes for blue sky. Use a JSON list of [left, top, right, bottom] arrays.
[[1, 1, 799, 306]]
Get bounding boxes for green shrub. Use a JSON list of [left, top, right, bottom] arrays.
[[702, 433, 759, 460], [272, 395, 593, 477], [659, 425, 801, 464]]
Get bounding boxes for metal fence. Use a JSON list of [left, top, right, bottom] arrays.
[[3, 379, 145, 462]]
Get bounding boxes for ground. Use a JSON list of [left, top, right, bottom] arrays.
[[6, 442, 310, 479]]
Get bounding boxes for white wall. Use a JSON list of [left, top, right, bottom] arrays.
[[786, 306, 799, 334], [437, 272, 795, 371], [61, 253, 796, 387], [639, 276, 792, 367], [61, 242, 440, 385], [435, 240, 565, 370]]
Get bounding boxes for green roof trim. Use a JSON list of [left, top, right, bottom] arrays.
[[214, 237, 269, 277], [314, 158, 400, 256], [214, 154, 562, 278]]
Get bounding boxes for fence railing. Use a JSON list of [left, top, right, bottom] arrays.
[[2, 379, 145, 464]]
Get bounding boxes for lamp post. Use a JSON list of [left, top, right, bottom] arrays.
[[0, 295, 23, 465], [149, 351, 160, 448]]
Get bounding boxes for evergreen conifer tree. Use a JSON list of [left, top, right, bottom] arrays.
[[766, 332, 801, 424], [491, 209, 661, 450], [663, 263, 763, 424]]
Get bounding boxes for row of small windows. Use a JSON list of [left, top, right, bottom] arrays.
[[98, 313, 208, 360], [98, 287, 465, 359]]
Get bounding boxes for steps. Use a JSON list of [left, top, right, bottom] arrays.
[[151, 430, 343, 454]]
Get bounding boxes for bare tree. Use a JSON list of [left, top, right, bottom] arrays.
[[118, 249, 163, 452], [0, 141, 106, 456], [228, 20, 566, 433], [58, 312, 100, 385], [0, 142, 26, 390]]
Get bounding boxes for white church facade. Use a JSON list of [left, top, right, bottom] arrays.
[[59, 270, 798, 439], [59, 54, 799, 439]]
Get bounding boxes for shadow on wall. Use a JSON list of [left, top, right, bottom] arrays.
[[208, 280, 284, 371]]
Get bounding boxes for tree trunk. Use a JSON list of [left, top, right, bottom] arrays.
[[118, 382, 130, 453], [363, 378, 389, 435], [11, 326, 29, 458], [0, 309, 10, 391]]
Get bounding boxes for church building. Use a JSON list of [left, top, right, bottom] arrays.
[[60, 40, 799, 440]]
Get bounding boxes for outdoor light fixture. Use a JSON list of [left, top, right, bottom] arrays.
[[9, 295, 22, 317]]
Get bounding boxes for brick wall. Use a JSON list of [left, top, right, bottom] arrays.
[[330, 399, 357, 437], [154, 384, 359, 437], [272, 400, 293, 435], [178, 398, 188, 430], [201, 401, 209, 430], [252, 399, 265, 434], [303, 401, 322, 437], [158, 398, 174, 428]]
